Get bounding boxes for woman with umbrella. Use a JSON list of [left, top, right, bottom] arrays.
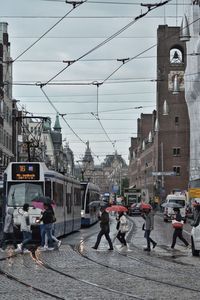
[[171, 208, 189, 249], [116, 211, 129, 248], [141, 203, 157, 252]]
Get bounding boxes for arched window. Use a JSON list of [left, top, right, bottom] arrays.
[[170, 48, 183, 64]]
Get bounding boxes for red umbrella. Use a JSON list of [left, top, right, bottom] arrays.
[[106, 205, 128, 213], [140, 202, 152, 210]]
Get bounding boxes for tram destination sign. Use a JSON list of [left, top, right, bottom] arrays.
[[12, 163, 40, 180], [152, 171, 176, 176]]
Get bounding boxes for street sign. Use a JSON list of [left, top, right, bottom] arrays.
[[152, 171, 176, 176], [189, 188, 200, 198]]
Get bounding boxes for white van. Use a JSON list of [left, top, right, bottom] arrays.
[[163, 193, 186, 222]]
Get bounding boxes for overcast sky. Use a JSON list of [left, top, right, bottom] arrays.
[[1, 0, 185, 164]]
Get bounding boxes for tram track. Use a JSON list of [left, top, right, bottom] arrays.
[[33, 249, 144, 300], [0, 254, 65, 300], [73, 231, 200, 294]]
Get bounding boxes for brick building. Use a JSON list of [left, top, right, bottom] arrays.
[[129, 25, 190, 201]]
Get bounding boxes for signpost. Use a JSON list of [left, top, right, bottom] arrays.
[[152, 171, 176, 176], [189, 188, 200, 198]]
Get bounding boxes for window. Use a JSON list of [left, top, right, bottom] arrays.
[[173, 147, 180, 156], [175, 116, 179, 125], [173, 166, 180, 176]]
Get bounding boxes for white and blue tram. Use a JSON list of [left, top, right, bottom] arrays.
[[81, 181, 100, 226], [2, 162, 81, 240]]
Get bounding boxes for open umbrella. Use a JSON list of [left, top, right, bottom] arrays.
[[106, 205, 128, 213], [31, 196, 56, 209], [89, 200, 106, 207], [140, 202, 152, 210], [161, 202, 183, 208]]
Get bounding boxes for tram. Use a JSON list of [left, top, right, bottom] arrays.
[[2, 162, 81, 240], [81, 181, 100, 226]]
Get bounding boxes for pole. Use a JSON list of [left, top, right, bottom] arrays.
[[161, 142, 164, 188]]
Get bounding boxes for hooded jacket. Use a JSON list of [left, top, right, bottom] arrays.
[[143, 211, 154, 230], [3, 207, 15, 233]]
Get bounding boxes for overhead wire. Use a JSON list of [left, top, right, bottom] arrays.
[[28, 1, 171, 155], [40, 86, 101, 161], [12, 1, 85, 62], [41, 1, 171, 86]]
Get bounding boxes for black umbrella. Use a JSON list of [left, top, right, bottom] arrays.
[[89, 200, 106, 207], [161, 202, 183, 208]]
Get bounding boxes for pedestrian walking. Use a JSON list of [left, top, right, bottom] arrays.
[[17, 203, 32, 253], [116, 212, 128, 248], [92, 206, 113, 250], [141, 205, 157, 252], [37, 203, 54, 251], [192, 201, 200, 226], [171, 208, 189, 249], [44, 204, 61, 249], [0, 207, 17, 251]]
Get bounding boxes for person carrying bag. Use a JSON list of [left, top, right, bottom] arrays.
[[116, 212, 128, 248]]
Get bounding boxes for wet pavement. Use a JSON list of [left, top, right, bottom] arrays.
[[0, 213, 200, 300]]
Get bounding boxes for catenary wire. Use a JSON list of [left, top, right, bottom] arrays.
[[12, 1, 85, 62], [41, 0, 171, 86]]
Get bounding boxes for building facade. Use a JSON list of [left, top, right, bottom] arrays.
[[184, 2, 200, 188], [0, 22, 16, 178], [129, 25, 190, 201]]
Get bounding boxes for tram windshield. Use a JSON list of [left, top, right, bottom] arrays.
[[7, 182, 43, 206]]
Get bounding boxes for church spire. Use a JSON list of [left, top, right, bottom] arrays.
[[53, 114, 61, 132]]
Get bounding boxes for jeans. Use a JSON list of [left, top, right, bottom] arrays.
[[41, 223, 53, 247], [94, 229, 113, 249], [144, 230, 156, 250], [116, 231, 127, 246], [21, 231, 32, 250], [171, 228, 189, 248]]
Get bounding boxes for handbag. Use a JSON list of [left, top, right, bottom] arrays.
[[172, 220, 183, 229]]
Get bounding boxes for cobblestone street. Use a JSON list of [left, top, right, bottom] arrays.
[[0, 214, 200, 300]]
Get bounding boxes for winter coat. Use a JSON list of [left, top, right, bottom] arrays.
[[119, 215, 129, 233], [191, 211, 200, 227], [143, 211, 154, 231], [100, 210, 110, 232], [40, 208, 54, 224], [20, 211, 31, 232], [3, 207, 15, 233]]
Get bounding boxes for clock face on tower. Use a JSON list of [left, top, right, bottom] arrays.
[[168, 70, 184, 91]]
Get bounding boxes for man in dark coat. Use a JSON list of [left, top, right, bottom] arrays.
[[171, 208, 189, 249], [92, 206, 113, 250]]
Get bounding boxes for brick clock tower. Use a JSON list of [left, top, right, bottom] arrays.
[[155, 25, 190, 197]]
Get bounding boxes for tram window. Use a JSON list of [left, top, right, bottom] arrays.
[[45, 180, 51, 199], [74, 188, 81, 206], [0, 186, 3, 221], [66, 193, 72, 214], [53, 182, 63, 206], [7, 182, 43, 206]]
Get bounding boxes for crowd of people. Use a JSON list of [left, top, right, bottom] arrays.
[[92, 201, 198, 252], [1, 200, 200, 253], [0, 202, 61, 253]]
